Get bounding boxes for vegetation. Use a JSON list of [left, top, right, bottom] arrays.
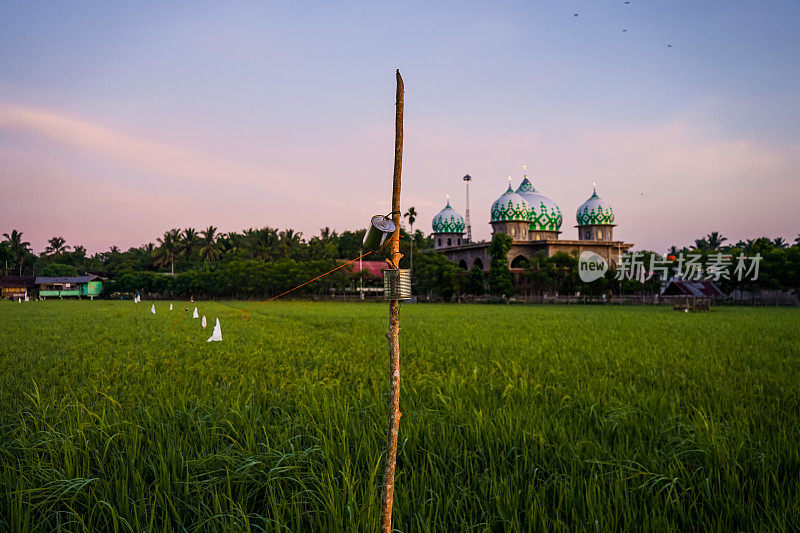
[[0, 301, 798, 531], [1, 226, 799, 300], [488, 233, 514, 297]]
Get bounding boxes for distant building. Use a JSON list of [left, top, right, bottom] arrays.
[[35, 276, 104, 300], [430, 173, 634, 277], [346, 260, 387, 279], [0, 276, 36, 300], [661, 280, 724, 299]]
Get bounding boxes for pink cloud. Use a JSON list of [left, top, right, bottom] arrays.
[[1, 102, 797, 255]]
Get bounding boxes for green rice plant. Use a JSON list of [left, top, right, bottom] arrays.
[[0, 300, 799, 531]]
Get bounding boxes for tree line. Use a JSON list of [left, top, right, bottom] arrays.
[[415, 231, 800, 300], [0, 214, 432, 299], [2, 226, 799, 300]]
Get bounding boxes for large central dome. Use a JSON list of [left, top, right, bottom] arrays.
[[516, 177, 562, 231], [491, 184, 531, 222]]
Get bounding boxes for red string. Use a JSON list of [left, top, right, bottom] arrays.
[[262, 250, 374, 303]]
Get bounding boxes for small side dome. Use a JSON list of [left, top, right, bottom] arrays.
[[491, 184, 531, 223], [576, 186, 615, 225], [516, 177, 563, 231], [432, 199, 465, 233]]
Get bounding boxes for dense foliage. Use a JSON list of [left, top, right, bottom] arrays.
[[2, 228, 799, 300], [1, 301, 798, 530], [488, 233, 515, 297], [0, 226, 432, 299]]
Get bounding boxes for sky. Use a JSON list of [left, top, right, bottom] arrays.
[[1, 0, 799, 254]]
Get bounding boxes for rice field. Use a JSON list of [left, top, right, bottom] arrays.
[[1, 300, 799, 531]]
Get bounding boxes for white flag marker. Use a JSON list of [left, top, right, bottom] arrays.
[[202, 315, 207, 329], [192, 307, 199, 319], [151, 304, 156, 315], [169, 303, 173, 311], [207, 318, 222, 342]]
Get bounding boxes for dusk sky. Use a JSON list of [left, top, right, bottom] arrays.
[[1, 0, 799, 254]]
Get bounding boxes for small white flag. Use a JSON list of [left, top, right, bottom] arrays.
[[151, 304, 156, 315], [192, 307, 199, 319], [18, 298, 22, 303], [201, 315, 207, 329], [24, 295, 29, 302], [169, 303, 173, 311], [207, 318, 222, 342]]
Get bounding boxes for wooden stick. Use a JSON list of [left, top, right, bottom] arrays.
[[380, 69, 404, 533]]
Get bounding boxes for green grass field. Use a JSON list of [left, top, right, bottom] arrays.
[[1, 300, 799, 531]]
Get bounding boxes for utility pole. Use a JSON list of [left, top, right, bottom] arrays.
[[463, 174, 472, 242], [380, 69, 404, 532]]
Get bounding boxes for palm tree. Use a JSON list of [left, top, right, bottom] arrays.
[[3, 229, 31, 275], [404, 207, 417, 270], [773, 237, 787, 249], [199, 226, 223, 265], [279, 229, 303, 258], [45, 236, 70, 255], [693, 238, 709, 252], [181, 228, 200, 260], [795, 234, 800, 247], [705, 231, 727, 249], [319, 226, 335, 241], [242, 228, 259, 259], [155, 229, 181, 274]]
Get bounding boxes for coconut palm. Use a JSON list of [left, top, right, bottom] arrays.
[[198, 226, 223, 265], [705, 231, 727, 249], [773, 237, 788, 249], [3, 229, 31, 275], [0, 241, 10, 275], [181, 228, 200, 260], [692, 238, 709, 252], [404, 206, 418, 269], [45, 236, 70, 255], [279, 229, 304, 257], [155, 229, 181, 274]]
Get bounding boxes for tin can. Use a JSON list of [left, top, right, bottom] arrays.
[[363, 215, 397, 252], [383, 269, 412, 300]]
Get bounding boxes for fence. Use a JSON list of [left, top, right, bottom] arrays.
[[419, 294, 798, 307]]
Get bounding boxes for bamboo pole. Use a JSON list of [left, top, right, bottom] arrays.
[[380, 69, 404, 533]]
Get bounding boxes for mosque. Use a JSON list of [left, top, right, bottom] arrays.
[[430, 171, 633, 275]]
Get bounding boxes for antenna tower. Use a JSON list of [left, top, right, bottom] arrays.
[[463, 173, 472, 242]]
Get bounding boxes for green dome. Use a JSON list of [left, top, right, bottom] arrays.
[[576, 187, 615, 225], [516, 177, 563, 231], [432, 200, 465, 233], [491, 184, 531, 223]]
